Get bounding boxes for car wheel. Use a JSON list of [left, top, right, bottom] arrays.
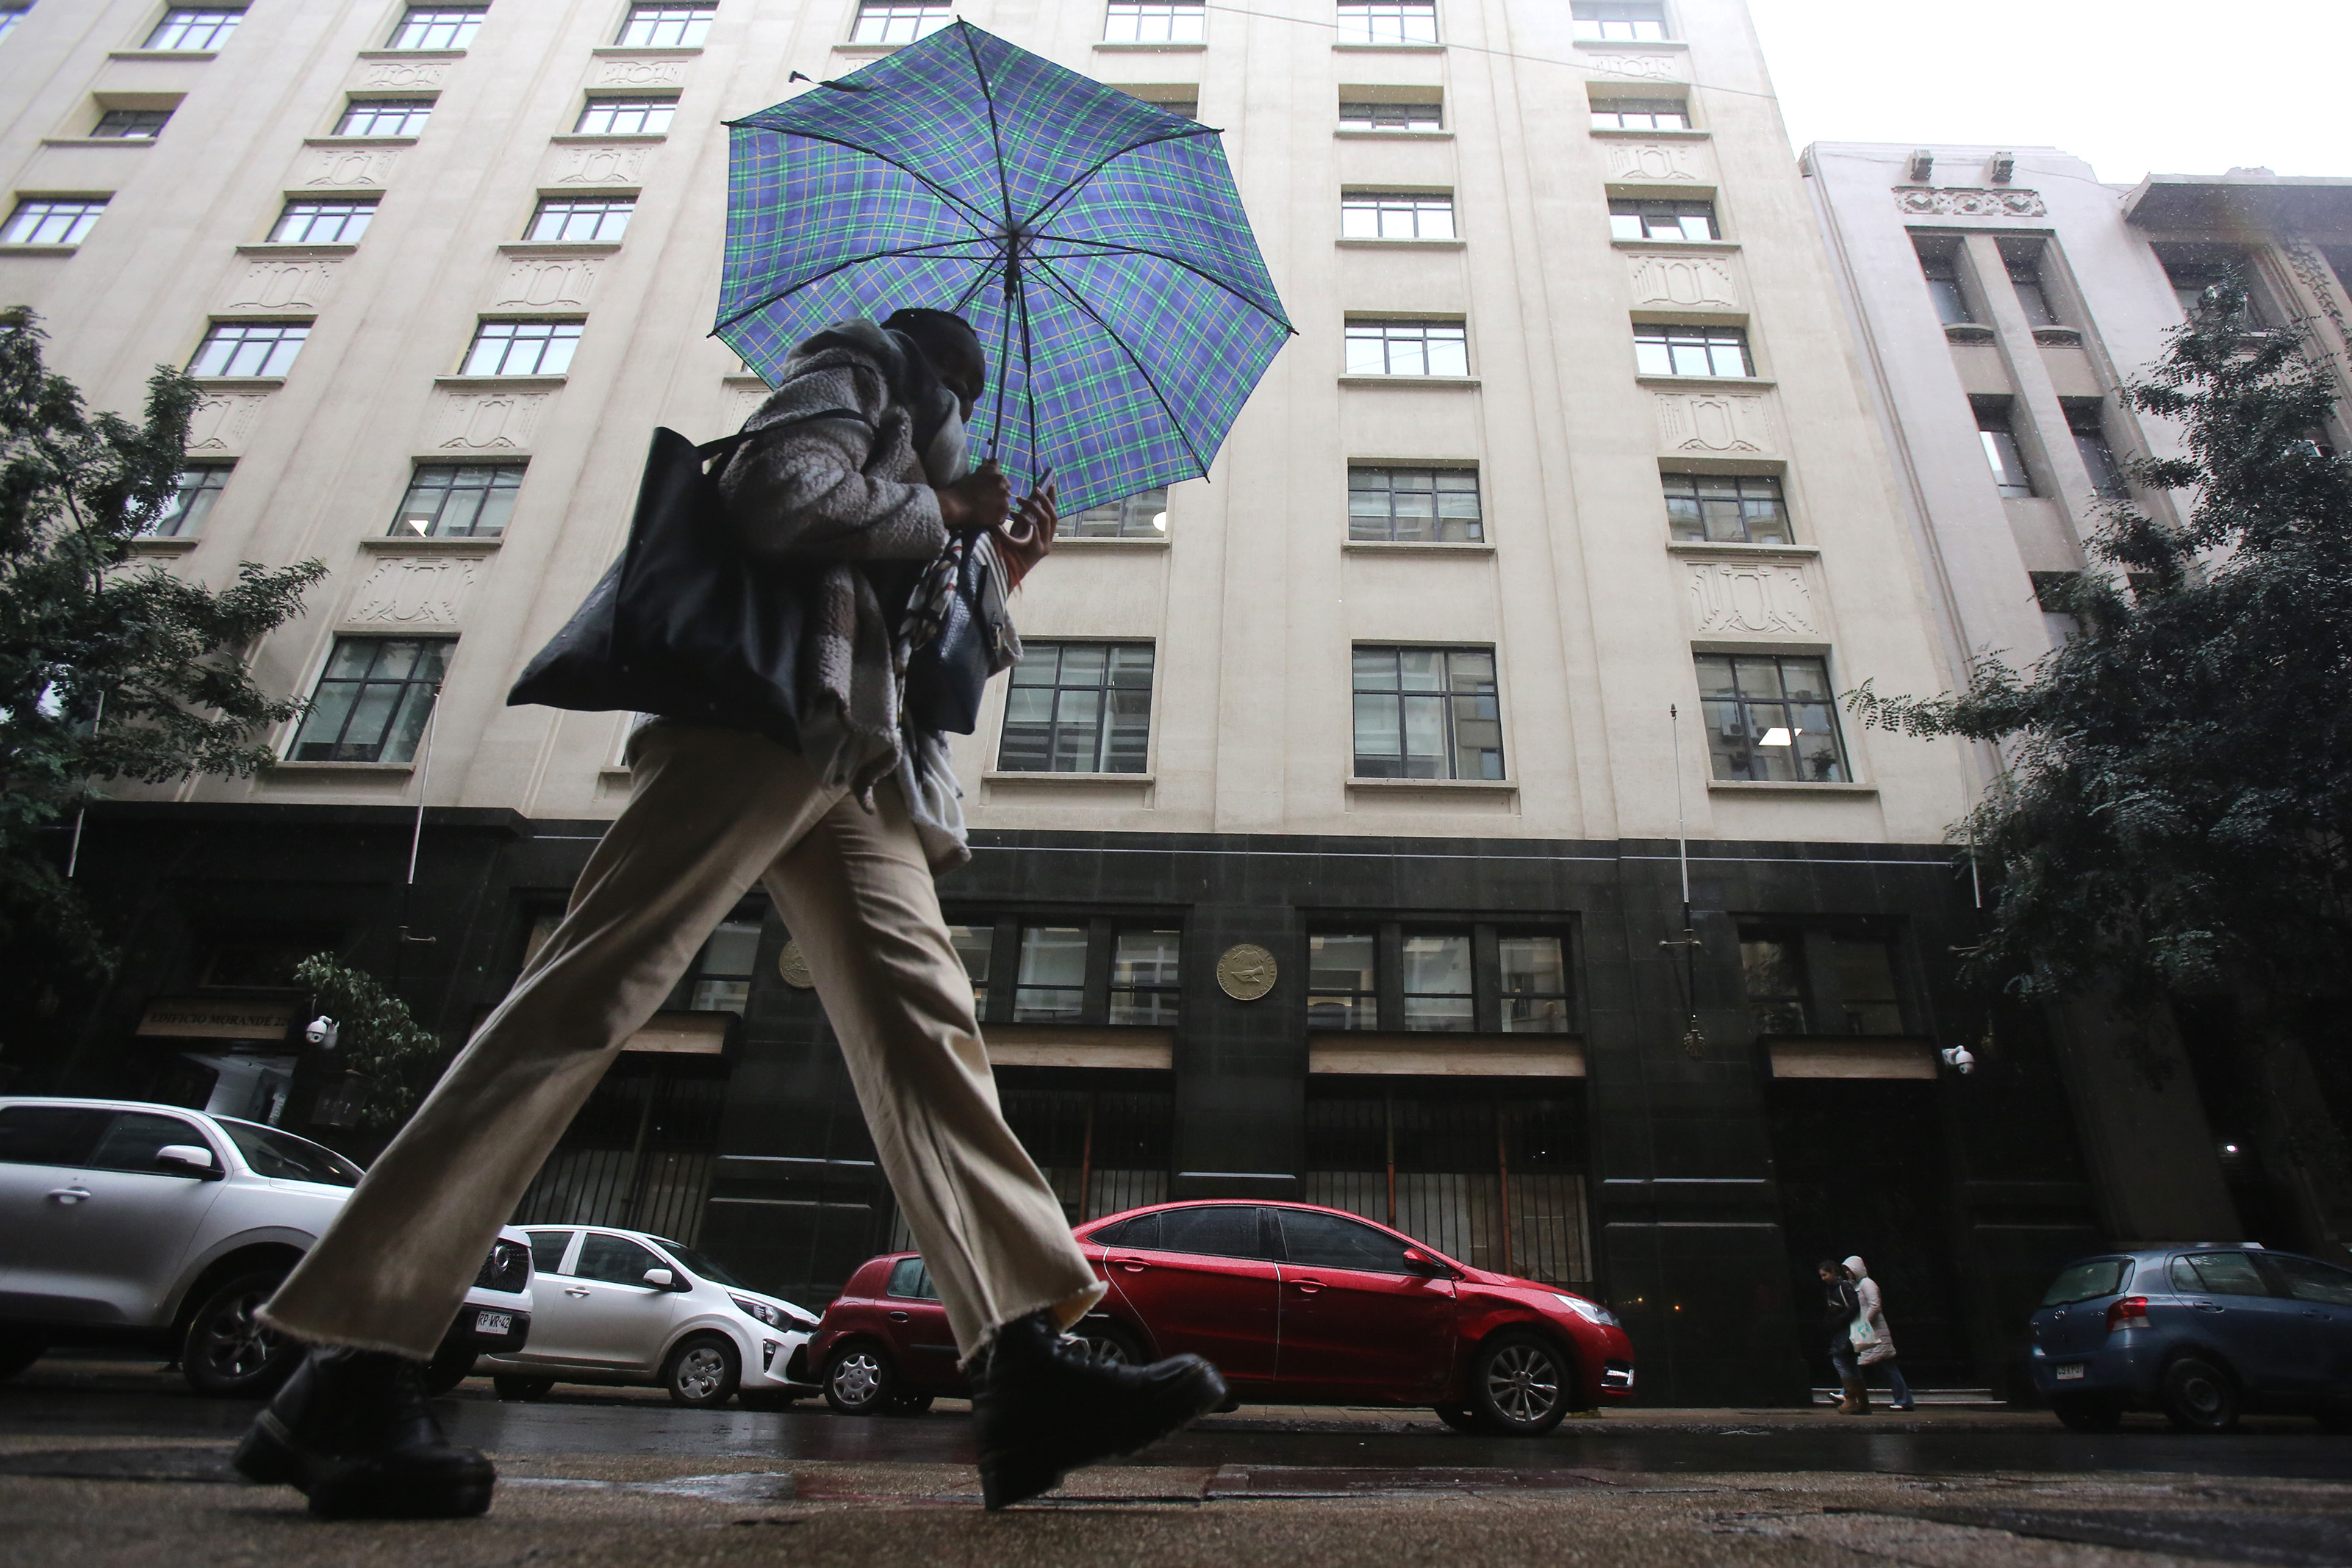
[[2161, 1356, 2240, 1432], [1434, 1402, 1480, 1433], [882, 1392, 935, 1416], [1468, 1331, 1571, 1436], [182, 1270, 301, 1398], [663, 1334, 742, 1409], [823, 1344, 895, 1416], [2051, 1394, 2124, 1433], [1072, 1320, 1145, 1367], [0, 1332, 47, 1384], [423, 1341, 477, 1395], [495, 1375, 556, 1401]]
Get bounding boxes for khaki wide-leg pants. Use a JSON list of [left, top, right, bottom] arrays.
[[262, 722, 1102, 1362]]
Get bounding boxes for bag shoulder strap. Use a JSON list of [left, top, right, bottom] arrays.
[[699, 407, 880, 475]]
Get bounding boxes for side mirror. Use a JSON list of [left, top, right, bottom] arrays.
[[156, 1145, 218, 1179], [642, 1267, 677, 1290], [1400, 1248, 1448, 1278]]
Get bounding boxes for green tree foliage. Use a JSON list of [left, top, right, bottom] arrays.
[[0, 308, 325, 979], [291, 953, 444, 1129], [1850, 281, 2351, 1007]]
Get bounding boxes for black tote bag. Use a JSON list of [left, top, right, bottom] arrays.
[[507, 423, 838, 749]]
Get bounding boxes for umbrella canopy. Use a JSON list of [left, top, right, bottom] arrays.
[[717, 21, 1291, 516]]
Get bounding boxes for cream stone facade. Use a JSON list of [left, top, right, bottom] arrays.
[[5, 0, 2079, 1404]]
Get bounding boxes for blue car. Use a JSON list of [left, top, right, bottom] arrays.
[[2029, 1245, 2352, 1432]]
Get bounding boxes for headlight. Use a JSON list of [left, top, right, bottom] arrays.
[[1555, 1293, 1621, 1328], [731, 1294, 786, 1329]]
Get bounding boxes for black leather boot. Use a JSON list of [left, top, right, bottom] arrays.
[[233, 1345, 495, 1519], [970, 1309, 1225, 1511]]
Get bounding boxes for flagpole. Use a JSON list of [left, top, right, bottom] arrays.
[[1666, 705, 1704, 1057], [65, 689, 104, 880]]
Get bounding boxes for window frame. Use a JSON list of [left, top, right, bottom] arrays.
[[91, 107, 173, 139], [188, 320, 310, 379], [1974, 400, 2035, 498], [1338, 99, 1441, 132], [459, 318, 584, 377], [144, 463, 232, 537], [1571, 0, 1668, 40], [1347, 464, 1483, 544], [268, 198, 376, 244], [1349, 643, 1505, 781], [526, 196, 633, 242], [1335, 0, 1438, 45], [1694, 651, 1854, 785], [287, 636, 454, 764], [1, 197, 106, 245], [1661, 470, 1790, 545], [615, 3, 714, 47], [1632, 323, 1752, 379], [2065, 402, 2129, 500], [1608, 197, 1716, 242], [573, 95, 677, 135], [1062, 486, 1168, 538], [995, 639, 1155, 774], [1307, 921, 1579, 1034], [385, 5, 485, 50], [1101, 0, 1204, 43], [1737, 920, 1911, 1038], [391, 461, 526, 539], [1344, 317, 1469, 378], [143, 5, 242, 51], [944, 913, 1186, 1029], [333, 97, 433, 137], [1340, 190, 1456, 241], [1589, 96, 1688, 130]]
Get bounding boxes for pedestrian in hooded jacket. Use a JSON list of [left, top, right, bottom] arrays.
[[1844, 1254, 1915, 1411], [1819, 1258, 1869, 1414]]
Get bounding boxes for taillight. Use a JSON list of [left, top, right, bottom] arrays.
[[2106, 1296, 2148, 1333]]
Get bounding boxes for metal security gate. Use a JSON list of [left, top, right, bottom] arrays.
[[514, 1057, 728, 1245], [889, 1075, 1174, 1251], [1302, 1080, 1592, 1285]]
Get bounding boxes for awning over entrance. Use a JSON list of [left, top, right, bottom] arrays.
[[1307, 1032, 1585, 1077], [1767, 1037, 1937, 1079], [982, 1025, 1174, 1071]]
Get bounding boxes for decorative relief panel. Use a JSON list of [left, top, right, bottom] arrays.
[[1603, 140, 1706, 182], [222, 258, 339, 312], [1893, 187, 2046, 217], [1654, 390, 1774, 453], [346, 555, 481, 627], [1627, 252, 1738, 309], [354, 59, 448, 89], [551, 145, 649, 184], [1686, 558, 1821, 638], [594, 57, 684, 87], [187, 393, 268, 453], [429, 389, 554, 450], [490, 257, 597, 309], [1584, 52, 1682, 81], [304, 147, 400, 187], [721, 381, 771, 427]]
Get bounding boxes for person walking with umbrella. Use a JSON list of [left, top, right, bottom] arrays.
[[232, 24, 1287, 1522], [1845, 1255, 1916, 1412]]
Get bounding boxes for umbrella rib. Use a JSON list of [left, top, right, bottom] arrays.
[[731, 122, 1001, 233], [1026, 239, 1296, 334], [1028, 253, 1215, 486], [1021, 127, 1222, 234], [957, 22, 1017, 229], [712, 239, 1003, 336]]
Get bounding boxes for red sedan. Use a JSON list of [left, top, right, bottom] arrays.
[[800, 1199, 1635, 1435]]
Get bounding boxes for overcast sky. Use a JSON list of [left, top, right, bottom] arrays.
[[1744, 0, 2352, 187]]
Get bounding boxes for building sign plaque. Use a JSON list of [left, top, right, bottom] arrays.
[[135, 996, 296, 1040], [1216, 943, 1277, 1001]]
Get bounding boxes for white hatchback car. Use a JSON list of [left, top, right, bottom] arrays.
[[0, 1097, 533, 1397], [478, 1226, 819, 1408]]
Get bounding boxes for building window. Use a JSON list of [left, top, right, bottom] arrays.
[[576, 96, 675, 134], [1402, 933, 1473, 1030], [1111, 929, 1181, 1024], [189, 320, 308, 378], [1696, 652, 1849, 783], [1590, 96, 1686, 130], [1663, 472, 1789, 544], [392, 463, 524, 538], [1917, 251, 1973, 325], [2164, 260, 2261, 327], [387, 6, 484, 49], [0, 6, 26, 44], [850, 0, 949, 42], [1341, 190, 1454, 240], [1634, 323, 1751, 378], [2067, 404, 2129, 500], [1499, 935, 1570, 1032], [617, 4, 713, 46], [2031, 570, 2081, 644], [1738, 925, 1904, 1036], [1136, 93, 1197, 119], [92, 107, 171, 138], [270, 198, 375, 243], [1345, 317, 1468, 378], [1351, 645, 1502, 780], [334, 98, 432, 137], [1, 197, 104, 245], [1015, 924, 1087, 1021], [1102, 0, 1202, 43], [1336, 0, 1437, 44], [1609, 197, 1715, 241], [462, 319, 582, 376], [289, 638, 453, 763], [1348, 466, 1482, 542], [998, 641, 1154, 773], [2007, 248, 2060, 326], [684, 920, 760, 1012], [946, 923, 992, 1010], [528, 197, 633, 241], [1308, 933, 1378, 1029], [1338, 99, 1440, 131], [143, 464, 230, 536], [1571, 0, 1666, 39], [1976, 401, 2034, 497], [143, 6, 240, 50], [1064, 487, 1166, 537]]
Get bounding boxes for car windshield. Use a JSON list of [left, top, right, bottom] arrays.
[[653, 1238, 747, 1290], [2041, 1257, 2132, 1306], [217, 1119, 364, 1187]]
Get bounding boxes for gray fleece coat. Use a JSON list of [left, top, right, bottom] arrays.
[[713, 319, 978, 868]]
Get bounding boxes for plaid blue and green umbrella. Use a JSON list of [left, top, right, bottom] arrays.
[[716, 21, 1292, 516]]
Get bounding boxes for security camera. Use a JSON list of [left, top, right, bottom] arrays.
[[1939, 1044, 1975, 1075], [305, 1015, 340, 1051]]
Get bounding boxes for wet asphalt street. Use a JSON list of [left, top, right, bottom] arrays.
[[8, 1356, 2352, 1566]]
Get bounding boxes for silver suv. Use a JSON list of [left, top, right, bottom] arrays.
[[0, 1098, 533, 1396]]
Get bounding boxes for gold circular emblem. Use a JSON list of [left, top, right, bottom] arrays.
[[776, 941, 814, 989], [1216, 943, 1277, 1001]]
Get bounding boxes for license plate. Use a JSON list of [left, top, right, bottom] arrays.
[[2054, 1362, 2086, 1381], [474, 1310, 512, 1337]]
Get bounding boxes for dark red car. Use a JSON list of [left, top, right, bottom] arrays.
[[800, 1199, 1635, 1434]]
